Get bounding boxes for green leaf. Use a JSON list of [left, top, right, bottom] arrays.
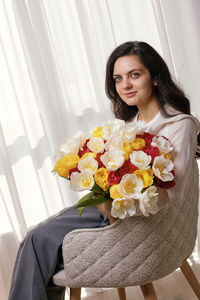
[[91, 183, 105, 194], [75, 192, 111, 209], [75, 192, 94, 208], [78, 207, 83, 216]]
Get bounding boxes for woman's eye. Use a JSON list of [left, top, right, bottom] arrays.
[[131, 73, 140, 78], [114, 77, 121, 82]]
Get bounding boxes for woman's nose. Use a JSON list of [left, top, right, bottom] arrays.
[[122, 77, 132, 89]]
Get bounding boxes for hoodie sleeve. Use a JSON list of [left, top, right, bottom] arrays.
[[134, 115, 199, 215], [158, 117, 199, 209]]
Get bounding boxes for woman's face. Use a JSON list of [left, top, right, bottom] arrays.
[[113, 55, 157, 108]]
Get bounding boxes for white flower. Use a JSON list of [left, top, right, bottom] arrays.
[[119, 124, 136, 142], [111, 198, 136, 219], [78, 156, 98, 173], [87, 137, 105, 154], [152, 155, 174, 181], [60, 131, 86, 155], [132, 121, 148, 134], [130, 151, 151, 170], [151, 136, 173, 154], [70, 170, 94, 191], [100, 148, 125, 171], [102, 119, 125, 139], [138, 186, 159, 217], [104, 136, 123, 151], [118, 174, 143, 198]]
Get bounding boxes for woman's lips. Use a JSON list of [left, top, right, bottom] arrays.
[[124, 92, 137, 98]]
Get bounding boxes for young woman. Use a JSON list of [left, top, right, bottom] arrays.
[[9, 41, 199, 300]]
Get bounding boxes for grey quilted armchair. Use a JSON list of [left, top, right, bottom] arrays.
[[53, 174, 200, 300]]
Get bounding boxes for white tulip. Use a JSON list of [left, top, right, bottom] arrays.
[[138, 186, 159, 217], [132, 120, 148, 134], [70, 170, 94, 191], [119, 124, 136, 142], [118, 174, 143, 198], [87, 137, 105, 154], [102, 119, 125, 139], [104, 136, 123, 151], [152, 155, 174, 181], [151, 136, 173, 154], [78, 156, 98, 173], [59, 131, 86, 156], [130, 151, 151, 170], [100, 148, 125, 171], [111, 198, 136, 219]]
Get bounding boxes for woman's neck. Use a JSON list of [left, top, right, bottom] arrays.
[[137, 99, 159, 123]]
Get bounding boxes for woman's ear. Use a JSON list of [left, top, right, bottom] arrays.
[[153, 77, 158, 86]]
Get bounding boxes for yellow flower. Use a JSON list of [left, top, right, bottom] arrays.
[[94, 168, 109, 191], [131, 138, 146, 150], [133, 169, 154, 188], [80, 152, 97, 160], [110, 184, 124, 199], [164, 153, 172, 160], [92, 126, 103, 138], [121, 142, 133, 160], [55, 154, 80, 178]]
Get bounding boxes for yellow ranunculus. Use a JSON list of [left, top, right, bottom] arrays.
[[131, 138, 146, 150], [55, 154, 80, 178], [121, 142, 133, 160], [164, 153, 172, 160], [92, 126, 103, 138], [133, 169, 154, 188], [110, 184, 124, 199], [80, 152, 97, 160], [94, 168, 109, 191]]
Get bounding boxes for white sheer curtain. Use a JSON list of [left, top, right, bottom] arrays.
[[0, 0, 200, 299]]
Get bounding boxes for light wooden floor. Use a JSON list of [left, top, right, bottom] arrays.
[[65, 251, 200, 300]]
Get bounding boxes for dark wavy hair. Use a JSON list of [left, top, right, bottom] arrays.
[[105, 41, 190, 121]]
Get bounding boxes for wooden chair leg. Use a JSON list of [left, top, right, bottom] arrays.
[[70, 288, 81, 300], [180, 260, 200, 299], [140, 282, 158, 300], [117, 287, 127, 300]]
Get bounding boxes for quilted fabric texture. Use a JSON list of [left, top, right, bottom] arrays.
[[53, 161, 199, 288]]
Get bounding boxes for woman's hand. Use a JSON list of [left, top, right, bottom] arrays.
[[96, 200, 117, 224]]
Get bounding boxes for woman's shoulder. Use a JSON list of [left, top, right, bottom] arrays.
[[149, 105, 200, 135]]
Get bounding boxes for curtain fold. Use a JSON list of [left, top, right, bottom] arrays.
[[0, 0, 200, 299]]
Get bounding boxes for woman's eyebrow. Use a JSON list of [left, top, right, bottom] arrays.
[[113, 68, 143, 77]]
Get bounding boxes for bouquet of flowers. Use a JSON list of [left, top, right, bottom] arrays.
[[54, 119, 175, 219]]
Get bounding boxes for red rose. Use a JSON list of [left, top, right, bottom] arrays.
[[96, 152, 106, 168], [108, 171, 121, 185], [68, 167, 80, 179], [78, 139, 91, 157], [136, 132, 155, 145], [155, 171, 176, 189], [108, 160, 138, 186], [142, 145, 159, 163], [118, 160, 138, 177]]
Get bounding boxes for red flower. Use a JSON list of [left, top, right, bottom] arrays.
[[78, 139, 91, 157], [96, 152, 106, 168], [136, 132, 155, 145], [108, 172, 121, 185], [155, 171, 176, 189], [108, 160, 138, 186], [118, 160, 138, 177], [142, 145, 159, 163], [68, 167, 80, 179]]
